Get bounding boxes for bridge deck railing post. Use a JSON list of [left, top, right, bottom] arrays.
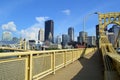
[[52, 52, 55, 74], [28, 53, 33, 80], [64, 51, 67, 67]]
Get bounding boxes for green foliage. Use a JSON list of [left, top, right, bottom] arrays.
[[0, 49, 4, 52]]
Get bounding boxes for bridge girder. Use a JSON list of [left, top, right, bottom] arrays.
[[98, 12, 120, 79], [98, 12, 120, 49]]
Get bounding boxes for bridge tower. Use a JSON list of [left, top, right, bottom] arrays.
[[98, 12, 120, 53]]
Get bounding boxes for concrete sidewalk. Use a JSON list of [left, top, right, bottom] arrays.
[[41, 51, 104, 80]]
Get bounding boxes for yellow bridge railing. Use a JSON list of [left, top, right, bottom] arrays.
[[0, 48, 96, 80], [100, 36, 120, 80]]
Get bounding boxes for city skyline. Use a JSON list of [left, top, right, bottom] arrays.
[[0, 0, 120, 40]]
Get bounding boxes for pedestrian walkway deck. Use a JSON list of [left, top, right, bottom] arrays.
[[41, 51, 104, 80]]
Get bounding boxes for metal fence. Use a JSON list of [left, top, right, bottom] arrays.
[[101, 46, 120, 80], [0, 48, 96, 80]]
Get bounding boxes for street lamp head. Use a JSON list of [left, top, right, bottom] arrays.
[[94, 12, 101, 14]]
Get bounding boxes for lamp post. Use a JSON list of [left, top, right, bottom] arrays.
[[83, 12, 100, 47]]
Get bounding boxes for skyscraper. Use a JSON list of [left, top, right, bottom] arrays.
[[62, 34, 69, 46], [2, 31, 12, 41], [87, 36, 96, 47], [56, 35, 61, 44], [45, 20, 54, 43], [38, 29, 44, 42], [68, 27, 74, 42], [78, 31, 88, 44]]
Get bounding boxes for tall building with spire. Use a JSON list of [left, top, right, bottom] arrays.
[[45, 20, 54, 43], [38, 29, 44, 42]]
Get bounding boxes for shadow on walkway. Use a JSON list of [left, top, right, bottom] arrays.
[[72, 50, 104, 80], [41, 49, 104, 80]]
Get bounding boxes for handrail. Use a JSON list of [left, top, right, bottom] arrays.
[[0, 48, 96, 80], [100, 45, 120, 80]]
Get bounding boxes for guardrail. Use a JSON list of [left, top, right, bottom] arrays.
[[0, 48, 96, 80], [100, 45, 120, 80], [107, 53, 120, 75]]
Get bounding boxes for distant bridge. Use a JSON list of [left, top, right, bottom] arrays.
[[0, 47, 27, 52]]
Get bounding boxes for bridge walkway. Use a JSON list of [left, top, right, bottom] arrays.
[[41, 50, 104, 80]]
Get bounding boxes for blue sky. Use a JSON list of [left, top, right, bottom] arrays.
[[0, 0, 120, 40]]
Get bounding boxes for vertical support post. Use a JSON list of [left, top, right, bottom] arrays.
[[76, 50, 78, 59], [52, 52, 55, 74], [26, 57, 28, 80], [79, 49, 80, 58], [24, 41, 26, 50], [29, 53, 33, 80], [72, 50, 74, 62], [79, 49, 81, 58], [18, 55, 21, 58], [64, 51, 66, 67], [51, 53, 53, 71], [77, 50, 79, 58]]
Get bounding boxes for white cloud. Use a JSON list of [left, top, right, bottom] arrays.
[[20, 16, 49, 40], [62, 9, 71, 15], [20, 26, 40, 40], [2, 21, 17, 31], [36, 16, 49, 23]]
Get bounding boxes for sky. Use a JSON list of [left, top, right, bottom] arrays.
[[0, 0, 120, 41]]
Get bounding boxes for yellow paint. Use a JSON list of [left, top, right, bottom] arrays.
[[0, 48, 96, 80]]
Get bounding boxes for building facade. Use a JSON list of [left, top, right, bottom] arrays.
[[56, 35, 61, 44], [28, 40, 36, 50], [77, 31, 88, 45], [38, 29, 44, 42], [62, 34, 69, 47], [87, 36, 96, 47], [45, 20, 54, 43], [68, 27, 74, 42]]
